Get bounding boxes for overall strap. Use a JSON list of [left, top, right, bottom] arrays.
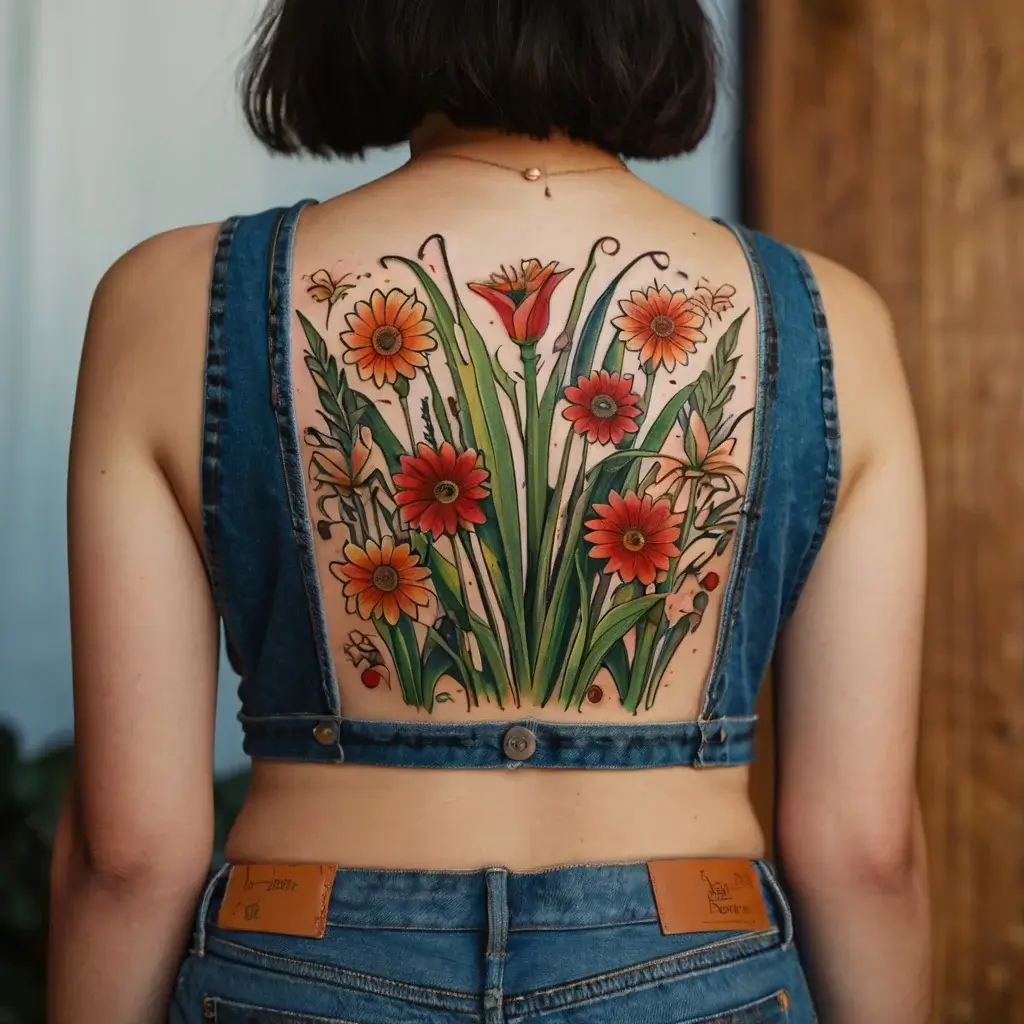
[[202, 209, 287, 648], [201, 202, 340, 741], [266, 199, 338, 713], [701, 225, 841, 734], [761, 237, 841, 625]]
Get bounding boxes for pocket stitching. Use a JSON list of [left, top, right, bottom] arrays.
[[504, 928, 780, 1018], [671, 988, 790, 1024], [205, 934, 477, 1012], [206, 996, 361, 1024]]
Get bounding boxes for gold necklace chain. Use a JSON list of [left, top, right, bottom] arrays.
[[416, 151, 630, 196]]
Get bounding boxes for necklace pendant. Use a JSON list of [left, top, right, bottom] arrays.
[[523, 167, 542, 181]]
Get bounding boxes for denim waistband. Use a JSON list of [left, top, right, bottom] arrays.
[[195, 859, 793, 947], [240, 715, 758, 768]]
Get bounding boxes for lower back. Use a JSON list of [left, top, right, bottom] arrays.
[[225, 762, 764, 870]]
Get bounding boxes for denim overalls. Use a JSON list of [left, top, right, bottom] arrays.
[[174, 201, 838, 1024]]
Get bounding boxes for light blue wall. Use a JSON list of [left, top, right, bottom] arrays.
[[0, 0, 739, 772]]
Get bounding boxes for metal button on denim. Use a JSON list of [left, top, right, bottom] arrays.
[[313, 720, 339, 745], [502, 725, 536, 761]]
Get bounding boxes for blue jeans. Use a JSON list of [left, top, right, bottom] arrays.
[[171, 860, 816, 1023]]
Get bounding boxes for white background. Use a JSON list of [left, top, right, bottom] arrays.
[[0, 0, 741, 771]]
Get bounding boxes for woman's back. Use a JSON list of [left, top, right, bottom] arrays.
[[138, 154, 848, 868]]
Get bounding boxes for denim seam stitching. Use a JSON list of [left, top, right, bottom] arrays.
[[664, 989, 791, 1024], [236, 712, 756, 727], [504, 928, 779, 1003], [190, 862, 231, 957], [504, 928, 780, 1018], [205, 935, 478, 1012], [319, 916, 661, 935], [237, 713, 756, 767], [200, 216, 241, 657], [778, 244, 842, 628], [266, 199, 342, 723], [207, 997, 362, 1024], [758, 860, 796, 951], [697, 221, 780, 737], [321, 916, 660, 933]]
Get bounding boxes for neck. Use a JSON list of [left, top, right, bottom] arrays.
[[409, 115, 624, 173]]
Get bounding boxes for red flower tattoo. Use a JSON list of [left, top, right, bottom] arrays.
[[468, 259, 572, 344], [561, 370, 643, 445], [584, 489, 684, 586], [393, 442, 491, 539]]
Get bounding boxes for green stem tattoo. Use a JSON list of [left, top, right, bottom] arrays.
[[590, 572, 612, 622], [368, 488, 384, 540], [458, 529, 519, 707], [534, 432, 575, 639], [424, 367, 455, 446], [450, 541, 483, 708], [520, 340, 546, 667], [636, 363, 656, 435], [351, 492, 372, 544], [669, 476, 702, 590], [399, 393, 417, 451]]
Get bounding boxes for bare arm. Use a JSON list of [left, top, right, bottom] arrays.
[[773, 257, 931, 1024], [49, 227, 221, 1023]]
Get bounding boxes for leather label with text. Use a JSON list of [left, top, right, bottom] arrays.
[[216, 863, 338, 939], [647, 859, 772, 935]]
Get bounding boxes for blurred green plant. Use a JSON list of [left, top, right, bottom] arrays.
[[0, 721, 249, 1024]]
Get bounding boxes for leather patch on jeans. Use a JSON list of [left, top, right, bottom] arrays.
[[647, 859, 772, 935], [216, 864, 338, 938]]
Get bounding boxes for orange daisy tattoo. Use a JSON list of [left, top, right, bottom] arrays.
[[331, 537, 433, 625], [340, 288, 437, 387], [611, 284, 707, 371]]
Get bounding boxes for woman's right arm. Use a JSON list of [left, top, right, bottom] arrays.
[[773, 256, 932, 1024]]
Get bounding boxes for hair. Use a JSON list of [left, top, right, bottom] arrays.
[[240, 0, 719, 160]]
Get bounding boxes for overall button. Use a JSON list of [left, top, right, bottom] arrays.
[[502, 725, 537, 762], [313, 720, 339, 745]]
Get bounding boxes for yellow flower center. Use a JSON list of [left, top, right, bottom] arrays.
[[371, 565, 400, 592], [622, 529, 647, 552], [589, 394, 618, 419], [650, 314, 676, 338], [432, 480, 460, 504], [371, 325, 403, 355]]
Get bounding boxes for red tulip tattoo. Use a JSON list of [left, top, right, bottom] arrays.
[[468, 259, 573, 345]]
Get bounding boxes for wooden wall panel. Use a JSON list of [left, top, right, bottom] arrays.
[[744, 1, 1024, 1021]]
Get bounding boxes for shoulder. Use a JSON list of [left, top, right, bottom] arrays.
[[801, 249, 895, 352], [798, 248, 920, 504], [78, 223, 222, 433], [88, 223, 222, 347]]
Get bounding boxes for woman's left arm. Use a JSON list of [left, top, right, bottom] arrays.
[[49, 228, 221, 1023]]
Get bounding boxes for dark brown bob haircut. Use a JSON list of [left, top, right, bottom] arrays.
[[240, 0, 719, 160]]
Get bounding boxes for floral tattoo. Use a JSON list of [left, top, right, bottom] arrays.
[[298, 235, 751, 714]]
